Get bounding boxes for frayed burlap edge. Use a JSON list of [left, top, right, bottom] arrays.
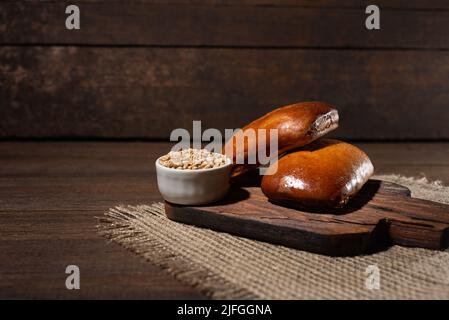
[[97, 175, 449, 299], [97, 203, 257, 299]]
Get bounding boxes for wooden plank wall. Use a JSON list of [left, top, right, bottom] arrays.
[[1, 0, 448, 139]]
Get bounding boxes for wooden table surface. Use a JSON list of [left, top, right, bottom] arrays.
[[1, 142, 448, 299]]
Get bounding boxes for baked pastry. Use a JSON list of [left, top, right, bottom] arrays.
[[223, 101, 339, 177], [261, 139, 374, 208]]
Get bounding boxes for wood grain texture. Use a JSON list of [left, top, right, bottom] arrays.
[[2, 2, 449, 48], [165, 180, 449, 256], [0, 142, 448, 298], [0, 141, 206, 299], [1, 47, 449, 139]]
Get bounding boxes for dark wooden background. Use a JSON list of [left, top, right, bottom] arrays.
[[1, 0, 449, 140], [1, 1, 449, 299]]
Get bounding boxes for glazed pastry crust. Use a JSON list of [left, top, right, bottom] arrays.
[[261, 139, 374, 208], [224, 101, 339, 177]]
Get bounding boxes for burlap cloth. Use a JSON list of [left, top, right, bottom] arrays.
[[98, 175, 449, 299]]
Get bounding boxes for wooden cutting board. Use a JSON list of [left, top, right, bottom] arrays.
[[165, 179, 449, 256]]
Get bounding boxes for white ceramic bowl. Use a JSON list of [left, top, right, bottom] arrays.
[[155, 156, 233, 205]]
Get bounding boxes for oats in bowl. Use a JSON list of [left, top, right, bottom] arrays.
[[155, 148, 232, 205], [159, 148, 228, 170]]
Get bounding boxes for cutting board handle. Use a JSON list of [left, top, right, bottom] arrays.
[[376, 195, 449, 249]]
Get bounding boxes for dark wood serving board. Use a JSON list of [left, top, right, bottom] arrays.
[[165, 179, 449, 256]]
